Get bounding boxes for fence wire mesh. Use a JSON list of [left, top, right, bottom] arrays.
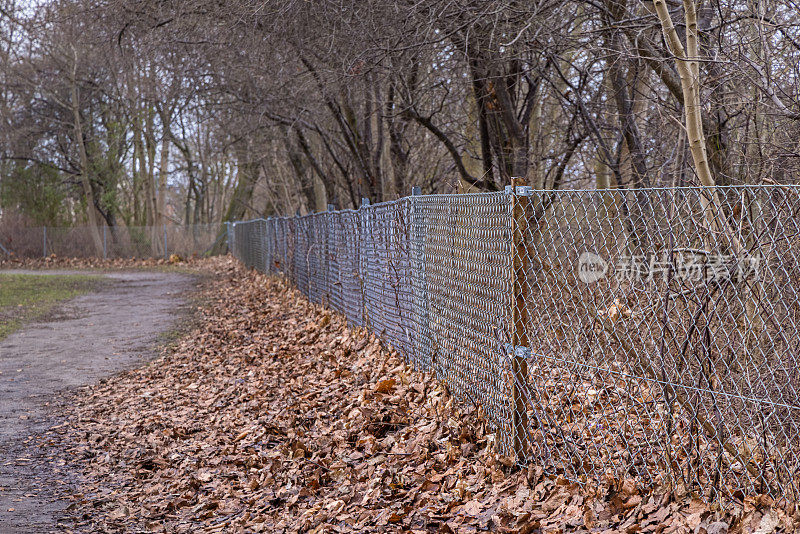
[[230, 185, 800, 501]]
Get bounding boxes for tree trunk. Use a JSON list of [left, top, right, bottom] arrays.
[[654, 0, 713, 188], [222, 139, 259, 222], [157, 112, 171, 225], [654, 0, 741, 252], [69, 46, 103, 257]]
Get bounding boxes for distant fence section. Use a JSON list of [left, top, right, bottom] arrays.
[[229, 185, 800, 501], [0, 223, 223, 259]]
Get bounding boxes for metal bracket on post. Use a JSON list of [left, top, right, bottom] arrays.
[[509, 176, 530, 462], [411, 186, 421, 196], [361, 197, 370, 208], [327, 204, 335, 212], [515, 185, 534, 196], [506, 185, 534, 196]]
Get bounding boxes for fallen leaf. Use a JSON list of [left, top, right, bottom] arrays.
[[375, 378, 396, 394], [463, 500, 482, 516]]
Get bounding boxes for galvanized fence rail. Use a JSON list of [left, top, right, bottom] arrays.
[[229, 184, 800, 501]]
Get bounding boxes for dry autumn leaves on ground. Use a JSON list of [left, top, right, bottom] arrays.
[[34, 258, 796, 532]]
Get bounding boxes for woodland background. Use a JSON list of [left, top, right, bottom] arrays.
[[1, 0, 798, 243]]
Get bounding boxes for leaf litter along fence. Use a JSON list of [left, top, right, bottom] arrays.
[[0, 224, 224, 259], [229, 184, 800, 502]]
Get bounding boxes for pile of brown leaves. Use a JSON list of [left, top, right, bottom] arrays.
[[52, 258, 797, 532]]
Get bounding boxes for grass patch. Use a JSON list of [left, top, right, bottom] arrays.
[[0, 273, 105, 340]]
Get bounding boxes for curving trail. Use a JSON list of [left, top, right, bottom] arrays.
[[0, 270, 195, 533]]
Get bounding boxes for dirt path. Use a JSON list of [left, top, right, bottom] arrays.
[[0, 270, 196, 533]]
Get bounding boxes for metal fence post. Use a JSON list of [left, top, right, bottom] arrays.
[[360, 198, 370, 328], [231, 222, 237, 258], [225, 222, 231, 253], [103, 226, 107, 259], [510, 179, 531, 462], [409, 186, 426, 369], [163, 224, 168, 260], [43, 226, 47, 257], [325, 205, 336, 306]]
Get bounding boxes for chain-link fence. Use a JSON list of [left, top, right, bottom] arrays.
[[229, 185, 800, 501], [0, 223, 224, 259]]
